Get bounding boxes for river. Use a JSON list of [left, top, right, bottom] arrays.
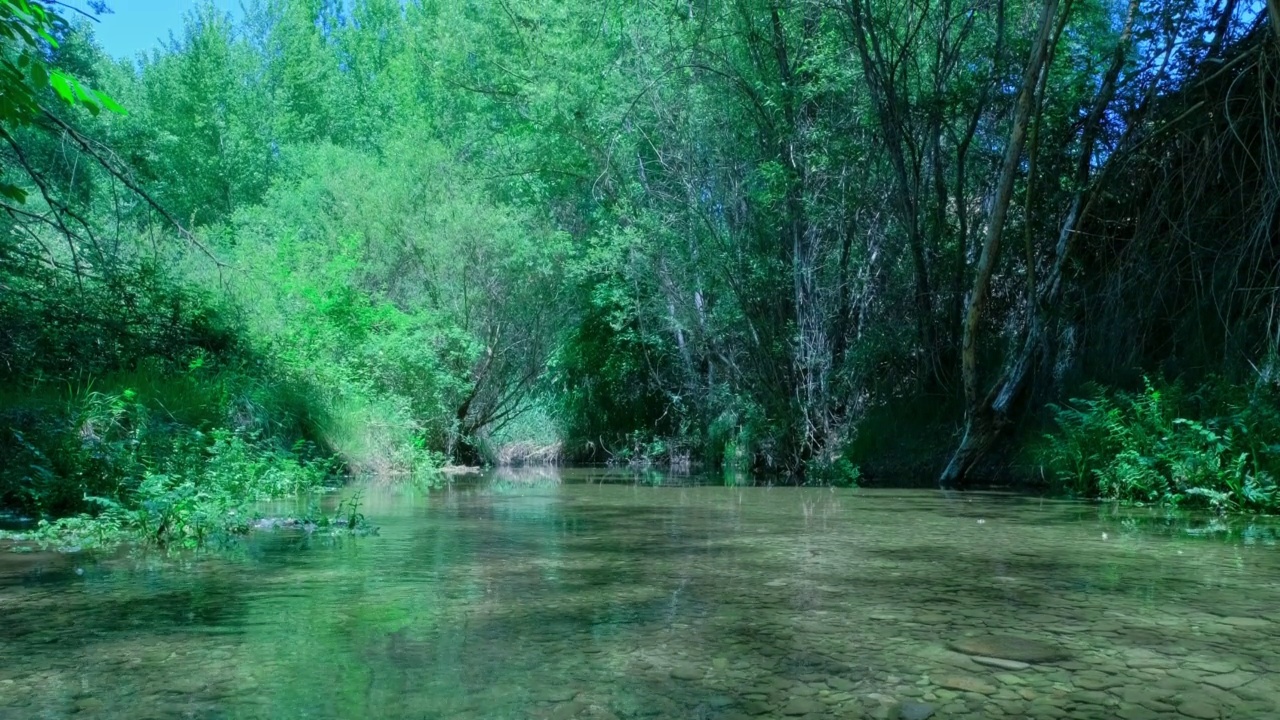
[[2, 467, 1278, 719]]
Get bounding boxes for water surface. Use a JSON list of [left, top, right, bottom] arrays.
[[2, 468, 1279, 719]]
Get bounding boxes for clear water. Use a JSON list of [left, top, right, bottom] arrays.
[[3, 468, 1279, 720]]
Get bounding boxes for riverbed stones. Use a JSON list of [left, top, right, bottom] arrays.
[[794, 621, 837, 635], [669, 665, 704, 681], [916, 645, 985, 672], [780, 697, 824, 715], [1115, 706, 1163, 720], [970, 655, 1031, 671], [948, 635, 1068, 664], [73, 697, 105, 714], [1123, 650, 1177, 669], [540, 688, 579, 703], [914, 612, 949, 625], [996, 698, 1027, 715], [936, 676, 997, 695], [1114, 685, 1173, 708], [165, 677, 206, 694], [1202, 671, 1255, 690], [1073, 670, 1122, 690], [1177, 698, 1221, 719], [706, 695, 734, 708], [1216, 616, 1270, 629], [11, 491, 1280, 720], [549, 700, 588, 720], [1028, 700, 1069, 717], [1070, 690, 1113, 706], [1194, 660, 1237, 674], [898, 700, 935, 720], [826, 676, 855, 691], [821, 691, 852, 705]]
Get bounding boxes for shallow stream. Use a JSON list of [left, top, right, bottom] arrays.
[[2, 468, 1279, 719]]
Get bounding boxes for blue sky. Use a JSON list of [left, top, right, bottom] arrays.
[[89, 1, 242, 59]]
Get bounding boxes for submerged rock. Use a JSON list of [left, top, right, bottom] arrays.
[[539, 688, 580, 703], [549, 700, 587, 720], [669, 665, 704, 681], [948, 635, 1068, 664], [969, 655, 1031, 671], [936, 676, 997, 695], [1202, 671, 1256, 690], [74, 698, 105, 714], [826, 676, 856, 691], [780, 697, 824, 715], [898, 700, 936, 720], [1215, 616, 1270, 628], [1176, 698, 1221, 719]]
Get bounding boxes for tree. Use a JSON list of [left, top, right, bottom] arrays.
[[1, 0, 123, 202]]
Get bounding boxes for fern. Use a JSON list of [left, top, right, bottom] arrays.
[[1034, 377, 1280, 512]]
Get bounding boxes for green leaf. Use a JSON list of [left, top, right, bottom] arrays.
[[35, 27, 57, 48], [95, 90, 127, 115], [71, 79, 93, 103], [70, 79, 100, 115], [10, 22, 35, 47], [0, 183, 29, 204], [49, 71, 74, 104]]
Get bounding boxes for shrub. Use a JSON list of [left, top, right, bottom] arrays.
[[0, 378, 340, 549], [1035, 377, 1280, 512], [808, 455, 862, 488]]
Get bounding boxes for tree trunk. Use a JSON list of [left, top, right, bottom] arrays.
[[939, 0, 1060, 487], [940, 0, 1139, 486]]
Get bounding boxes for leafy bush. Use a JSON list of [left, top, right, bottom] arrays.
[[1035, 378, 1280, 512], [808, 455, 862, 488], [0, 371, 343, 549], [4, 426, 337, 550]]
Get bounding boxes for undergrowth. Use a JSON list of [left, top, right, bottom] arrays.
[[0, 250, 447, 551], [0, 382, 343, 550], [1034, 377, 1280, 512]]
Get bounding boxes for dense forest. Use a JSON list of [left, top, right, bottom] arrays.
[[2, 0, 1279, 545]]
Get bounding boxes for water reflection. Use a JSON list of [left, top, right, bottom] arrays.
[[1, 468, 1278, 719]]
